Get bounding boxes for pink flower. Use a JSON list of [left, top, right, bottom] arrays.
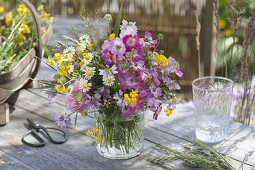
[[121, 100, 141, 119], [122, 34, 140, 52], [65, 91, 91, 113]]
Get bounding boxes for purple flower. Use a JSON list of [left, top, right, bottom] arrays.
[[130, 60, 145, 74], [119, 72, 141, 90], [54, 112, 71, 128], [109, 38, 126, 57], [120, 19, 138, 38], [144, 31, 158, 47], [101, 49, 115, 65], [65, 91, 91, 113], [45, 91, 56, 104], [122, 34, 140, 52], [121, 100, 141, 119], [167, 57, 184, 78], [90, 93, 101, 110]]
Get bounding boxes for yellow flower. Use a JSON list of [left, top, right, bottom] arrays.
[[154, 55, 168, 68], [46, 58, 53, 66], [95, 136, 102, 144], [0, 6, 4, 14], [54, 84, 64, 94], [218, 19, 226, 30], [57, 69, 68, 77], [38, 5, 44, 12], [171, 96, 177, 104], [86, 129, 92, 137], [224, 29, 233, 37], [93, 127, 99, 134], [87, 42, 94, 48], [109, 33, 115, 39], [17, 4, 28, 16], [79, 60, 84, 66], [82, 53, 90, 60], [130, 90, 138, 98], [54, 53, 61, 60], [124, 91, 138, 106], [41, 27, 46, 34], [5, 12, 13, 26], [19, 24, 31, 34], [164, 108, 173, 117], [65, 87, 71, 93]]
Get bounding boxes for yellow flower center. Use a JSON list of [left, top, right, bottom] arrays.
[[154, 55, 168, 68], [86, 70, 92, 76], [82, 83, 89, 89], [105, 78, 112, 84]]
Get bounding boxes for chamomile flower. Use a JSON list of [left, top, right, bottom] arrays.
[[103, 75, 115, 86], [99, 65, 118, 77], [64, 46, 76, 55], [81, 52, 93, 66], [80, 79, 92, 92], [66, 64, 74, 74], [79, 34, 90, 44], [82, 66, 96, 80], [62, 53, 74, 62]]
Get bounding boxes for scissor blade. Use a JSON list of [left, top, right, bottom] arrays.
[[27, 119, 40, 128]]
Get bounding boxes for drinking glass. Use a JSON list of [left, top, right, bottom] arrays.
[[192, 76, 234, 143]]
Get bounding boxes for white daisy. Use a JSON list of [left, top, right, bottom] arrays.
[[99, 65, 118, 77], [66, 64, 74, 74], [79, 34, 90, 44], [81, 52, 93, 66], [64, 46, 76, 55], [62, 53, 73, 62], [103, 75, 115, 86], [82, 66, 96, 80], [80, 79, 92, 93]]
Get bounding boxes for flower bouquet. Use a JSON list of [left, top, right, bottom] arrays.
[[42, 7, 183, 159]]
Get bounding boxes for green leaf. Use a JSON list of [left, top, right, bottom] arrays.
[[113, 4, 123, 36], [42, 44, 53, 58]]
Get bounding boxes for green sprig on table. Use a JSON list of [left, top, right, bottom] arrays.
[[148, 139, 235, 170]]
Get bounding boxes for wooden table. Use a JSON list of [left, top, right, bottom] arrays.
[[0, 85, 255, 169]]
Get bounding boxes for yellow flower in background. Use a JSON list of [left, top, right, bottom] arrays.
[[87, 42, 94, 49], [85, 129, 92, 137], [37, 5, 44, 12], [54, 84, 64, 94], [95, 136, 102, 144], [19, 24, 31, 34], [218, 19, 226, 29], [164, 108, 173, 117], [41, 27, 46, 34], [0, 6, 4, 14], [154, 55, 168, 68], [17, 4, 28, 16], [46, 58, 54, 66], [171, 96, 177, 104], [109, 33, 115, 40], [93, 127, 99, 134], [5, 12, 13, 26], [224, 29, 233, 37], [54, 53, 61, 60]]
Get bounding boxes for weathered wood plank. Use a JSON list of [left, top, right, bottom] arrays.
[[7, 89, 252, 169], [0, 102, 9, 125], [0, 149, 35, 170]]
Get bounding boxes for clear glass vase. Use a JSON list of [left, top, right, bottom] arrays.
[[94, 108, 144, 159]]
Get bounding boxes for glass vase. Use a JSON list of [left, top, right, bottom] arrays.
[[94, 107, 144, 159]]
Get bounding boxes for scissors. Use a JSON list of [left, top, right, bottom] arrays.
[[21, 119, 68, 147]]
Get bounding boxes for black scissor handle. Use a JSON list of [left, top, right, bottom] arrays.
[[41, 127, 68, 144], [21, 129, 46, 147]]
